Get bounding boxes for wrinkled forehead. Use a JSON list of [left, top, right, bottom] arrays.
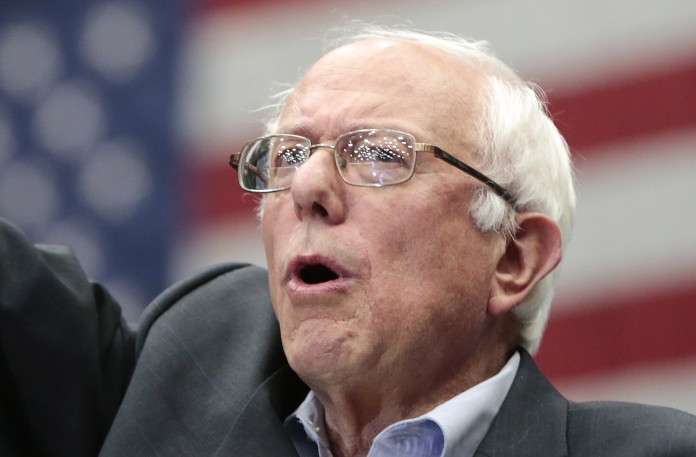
[[280, 39, 485, 148]]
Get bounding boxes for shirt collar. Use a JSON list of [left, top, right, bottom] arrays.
[[423, 351, 519, 457], [286, 390, 331, 456], [285, 351, 520, 457]]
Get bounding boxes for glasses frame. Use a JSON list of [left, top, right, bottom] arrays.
[[229, 129, 517, 207]]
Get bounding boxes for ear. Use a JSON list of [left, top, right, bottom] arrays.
[[487, 212, 562, 316]]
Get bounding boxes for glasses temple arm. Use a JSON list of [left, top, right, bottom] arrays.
[[230, 153, 269, 184], [430, 147, 517, 207]]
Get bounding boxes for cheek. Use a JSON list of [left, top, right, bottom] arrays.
[[360, 190, 492, 312], [261, 196, 281, 243], [261, 199, 290, 317], [261, 196, 293, 265], [364, 193, 463, 273]]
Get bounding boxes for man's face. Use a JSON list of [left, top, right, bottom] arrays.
[[262, 40, 506, 394]]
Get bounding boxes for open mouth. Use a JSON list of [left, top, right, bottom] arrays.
[[298, 264, 340, 284]]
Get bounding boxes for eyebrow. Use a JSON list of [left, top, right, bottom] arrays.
[[277, 123, 415, 141], [275, 123, 319, 139]]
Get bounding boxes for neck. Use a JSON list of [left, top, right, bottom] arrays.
[[309, 321, 518, 457]]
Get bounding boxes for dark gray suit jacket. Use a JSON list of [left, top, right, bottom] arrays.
[[1, 218, 695, 456]]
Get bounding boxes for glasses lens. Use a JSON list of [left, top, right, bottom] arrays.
[[240, 135, 310, 191], [336, 130, 416, 186]]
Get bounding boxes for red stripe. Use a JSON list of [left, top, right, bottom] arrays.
[[183, 153, 259, 223], [536, 283, 696, 380], [547, 58, 696, 153]]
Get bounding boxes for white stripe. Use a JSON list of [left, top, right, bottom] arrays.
[[171, 218, 266, 282]]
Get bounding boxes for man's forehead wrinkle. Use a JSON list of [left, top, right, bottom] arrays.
[[279, 90, 363, 139], [278, 37, 484, 153], [282, 92, 424, 143], [280, 80, 401, 139]]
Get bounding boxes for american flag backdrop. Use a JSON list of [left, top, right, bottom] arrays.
[[2, 0, 696, 416]]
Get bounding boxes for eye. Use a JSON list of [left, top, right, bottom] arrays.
[[273, 142, 308, 167], [335, 131, 417, 187], [353, 143, 409, 166], [374, 146, 400, 162]]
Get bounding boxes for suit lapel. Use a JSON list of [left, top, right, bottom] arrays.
[[474, 350, 568, 457], [101, 265, 308, 457], [213, 365, 308, 457]]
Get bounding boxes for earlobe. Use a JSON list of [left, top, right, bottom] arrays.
[[487, 212, 562, 316]]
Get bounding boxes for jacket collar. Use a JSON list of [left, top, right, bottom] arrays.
[[213, 364, 307, 457], [474, 349, 569, 457]]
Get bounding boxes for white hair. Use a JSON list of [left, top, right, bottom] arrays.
[[257, 24, 576, 354]]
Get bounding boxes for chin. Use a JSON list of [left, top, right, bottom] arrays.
[[284, 321, 361, 385]]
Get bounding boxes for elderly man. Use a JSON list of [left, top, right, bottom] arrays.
[[1, 25, 694, 457], [247, 29, 570, 457]]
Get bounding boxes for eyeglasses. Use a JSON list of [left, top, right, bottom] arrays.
[[229, 128, 517, 207]]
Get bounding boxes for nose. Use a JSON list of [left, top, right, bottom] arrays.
[[290, 146, 347, 224]]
